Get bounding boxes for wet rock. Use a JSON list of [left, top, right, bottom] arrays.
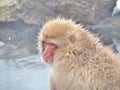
[[90, 25, 120, 44], [0, 0, 20, 21], [0, 0, 116, 24], [11, 0, 57, 24], [13, 0, 115, 24], [93, 17, 120, 45], [92, 16, 120, 47], [98, 16, 120, 25], [55, 0, 115, 24], [88, 25, 120, 52]]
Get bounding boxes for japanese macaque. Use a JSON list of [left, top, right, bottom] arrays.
[[38, 18, 120, 90]]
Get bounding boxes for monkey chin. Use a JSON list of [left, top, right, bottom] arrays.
[[42, 58, 53, 65]]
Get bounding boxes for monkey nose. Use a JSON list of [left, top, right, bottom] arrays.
[[42, 47, 53, 62]]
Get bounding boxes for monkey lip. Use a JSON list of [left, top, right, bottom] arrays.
[[42, 54, 53, 62]]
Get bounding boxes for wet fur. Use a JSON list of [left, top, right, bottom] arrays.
[[38, 18, 120, 90]]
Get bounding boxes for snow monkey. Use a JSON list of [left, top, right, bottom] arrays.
[[38, 18, 120, 90]]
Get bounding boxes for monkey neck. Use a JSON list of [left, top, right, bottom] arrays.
[[53, 42, 102, 65]]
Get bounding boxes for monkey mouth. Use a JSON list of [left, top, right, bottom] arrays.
[[42, 51, 53, 61], [42, 57, 53, 65], [43, 57, 53, 62]]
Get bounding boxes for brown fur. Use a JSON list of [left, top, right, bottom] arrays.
[[38, 18, 120, 90]]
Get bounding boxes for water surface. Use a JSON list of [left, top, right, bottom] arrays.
[[0, 55, 49, 90]]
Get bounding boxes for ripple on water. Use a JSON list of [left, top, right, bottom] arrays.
[[0, 55, 49, 90]]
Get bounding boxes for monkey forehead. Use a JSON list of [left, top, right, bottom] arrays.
[[41, 19, 77, 38]]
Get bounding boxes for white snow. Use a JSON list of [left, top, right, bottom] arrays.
[[116, 0, 120, 9], [0, 41, 4, 47], [112, 0, 120, 16]]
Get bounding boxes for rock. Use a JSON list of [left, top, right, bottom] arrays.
[[87, 16, 120, 46], [86, 17, 120, 52], [88, 25, 120, 52], [91, 25, 120, 42], [0, 0, 20, 21], [11, 0, 57, 24], [98, 16, 120, 25], [54, 0, 115, 24], [0, 0, 116, 24]]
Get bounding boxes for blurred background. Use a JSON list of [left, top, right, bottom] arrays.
[[0, 0, 120, 90]]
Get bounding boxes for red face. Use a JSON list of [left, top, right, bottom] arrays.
[[42, 41, 57, 62]]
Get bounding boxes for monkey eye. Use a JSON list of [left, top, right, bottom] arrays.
[[44, 41, 57, 48]]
